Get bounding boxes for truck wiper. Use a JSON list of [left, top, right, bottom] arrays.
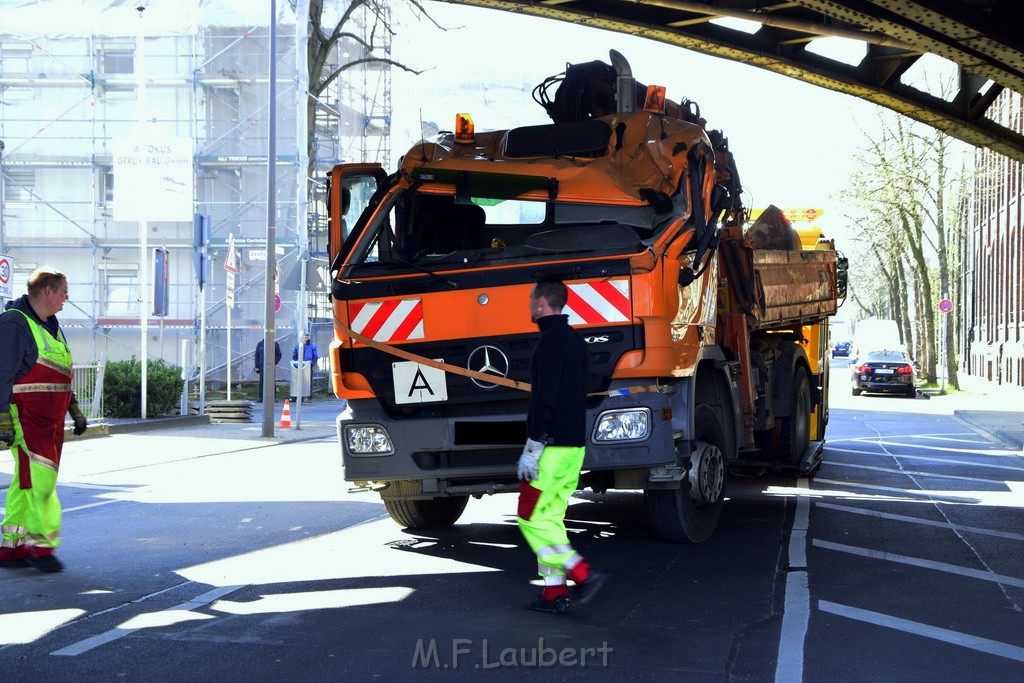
[[381, 258, 459, 288]]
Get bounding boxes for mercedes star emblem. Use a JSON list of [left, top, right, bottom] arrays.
[[466, 345, 510, 389]]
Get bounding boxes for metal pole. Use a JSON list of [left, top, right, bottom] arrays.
[[0, 139, 6, 255], [137, 10, 148, 419], [262, 0, 278, 436], [199, 271, 207, 414]]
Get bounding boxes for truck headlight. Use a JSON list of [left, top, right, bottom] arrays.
[[593, 408, 651, 442], [344, 425, 394, 455]]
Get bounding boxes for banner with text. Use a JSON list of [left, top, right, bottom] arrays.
[[113, 136, 194, 222]]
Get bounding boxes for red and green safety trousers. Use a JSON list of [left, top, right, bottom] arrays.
[[517, 445, 590, 597], [1, 309, 73, 562]]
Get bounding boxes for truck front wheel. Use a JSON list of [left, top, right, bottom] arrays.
[[644, 405, 727, 543], [383, 496, 469, 529]]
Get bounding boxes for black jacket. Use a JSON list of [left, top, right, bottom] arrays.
[[255, 340, 282, 370], [527, 314, 588, 446], [1, 295, 76, 413]]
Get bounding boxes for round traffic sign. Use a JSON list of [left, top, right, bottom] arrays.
[[0, 258, 10, 285], [938, 298, 953, 313], [273, 293, 282, 312]]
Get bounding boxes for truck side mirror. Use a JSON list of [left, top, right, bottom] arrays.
[[836, 255, 849, 300]]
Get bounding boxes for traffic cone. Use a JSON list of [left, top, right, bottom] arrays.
[[278, 399, 293, 428]]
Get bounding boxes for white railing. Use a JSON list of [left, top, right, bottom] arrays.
[[71, 357, 106, 419]]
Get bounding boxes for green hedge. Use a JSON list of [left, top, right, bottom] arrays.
[[103, 357, 184, 418]]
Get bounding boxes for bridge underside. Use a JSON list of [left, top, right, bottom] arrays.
[[441, 0, 1024, 162]]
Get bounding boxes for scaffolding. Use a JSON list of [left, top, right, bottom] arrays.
[[0, 0, 393, 396]]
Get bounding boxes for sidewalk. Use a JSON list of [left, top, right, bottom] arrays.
[[66, 397, 346, 444], [945, 374, 1024, 452]]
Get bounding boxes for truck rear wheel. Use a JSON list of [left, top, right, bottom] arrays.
[[778, 369, 811, 468], [644, 405, 727, 543], [383, 496, 469, 529]]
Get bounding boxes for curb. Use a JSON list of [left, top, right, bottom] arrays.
[[954, 411, 1024, 452], [65, 414, 213, 440]]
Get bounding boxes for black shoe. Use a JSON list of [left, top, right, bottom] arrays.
[[574, 570, 607, 606], [525, 595, 570, 614], [27, 554, 64, 573], [0, 557, 28, 569]]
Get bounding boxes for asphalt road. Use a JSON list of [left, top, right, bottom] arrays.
[[1, 360, 1022, 681]]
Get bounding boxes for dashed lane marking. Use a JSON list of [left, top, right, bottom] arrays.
[[816, 502, 1024, 542], [826, 447, 1024, 469], [819, 600, 1024, 663], [813, 539, 1024, 589], [823, 460, 1020, 484], [775, 478, 810, 683], [50, 584, 244, 657]]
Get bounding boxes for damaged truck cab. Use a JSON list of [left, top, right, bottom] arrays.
[[326, 52, 841, 542]]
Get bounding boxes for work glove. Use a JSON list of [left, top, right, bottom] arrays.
[[0, 411, 14, 447], [517, 438, 545, 481], [69, 403, 88, 437]]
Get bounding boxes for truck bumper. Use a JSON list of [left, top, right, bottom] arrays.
[[338, 393, 677, 491]]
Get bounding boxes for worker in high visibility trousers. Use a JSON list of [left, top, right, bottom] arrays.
[[0, 267, 87, 573], [517, 276, 606, 614]]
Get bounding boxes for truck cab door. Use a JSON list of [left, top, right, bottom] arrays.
[[328, 163, 389, 265]]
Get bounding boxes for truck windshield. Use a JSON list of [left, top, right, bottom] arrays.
[[342, 189, 679, 275]]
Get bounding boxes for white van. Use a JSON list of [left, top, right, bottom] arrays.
[[852, 318, 902, 357]]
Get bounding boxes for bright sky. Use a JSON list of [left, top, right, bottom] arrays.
[[390, 2, 901, 253]]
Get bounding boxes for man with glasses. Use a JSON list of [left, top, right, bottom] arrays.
[[0, 267, 87, 572]]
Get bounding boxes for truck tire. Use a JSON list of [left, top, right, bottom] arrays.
[[383, 496, 469, 529], [644, 405, 727, 543], [778, 369, 811, 468]]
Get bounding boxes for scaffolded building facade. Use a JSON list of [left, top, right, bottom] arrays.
[[0, 0, 391, 396]]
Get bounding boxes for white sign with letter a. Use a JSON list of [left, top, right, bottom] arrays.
[[392, 360, 447, 404]]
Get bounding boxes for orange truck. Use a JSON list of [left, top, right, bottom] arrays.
[[325, 52, 843, 542]]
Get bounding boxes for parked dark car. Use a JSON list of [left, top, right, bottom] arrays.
[[851, 348, 917, 397], [831, 340, 852, 358]]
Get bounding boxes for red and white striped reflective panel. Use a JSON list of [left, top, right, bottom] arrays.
[[348, 298, 425, 343], [565, 279, 631, 325]]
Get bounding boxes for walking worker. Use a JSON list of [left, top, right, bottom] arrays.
[[292, 332, 319, 401], [0, 267, 87, 572], [517, 276, 605, 614], [254, 338, 282, 401]]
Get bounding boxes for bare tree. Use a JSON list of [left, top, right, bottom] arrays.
[[300, 0, 438, 186], [842, 108, 970, 387]]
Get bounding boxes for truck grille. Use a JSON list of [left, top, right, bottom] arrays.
[[341, 325, 642, 419]]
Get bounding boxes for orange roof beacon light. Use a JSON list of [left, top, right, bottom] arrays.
[[643, 84, 667, 114], [455, 113, 475, 144]]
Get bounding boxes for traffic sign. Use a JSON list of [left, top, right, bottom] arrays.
[[224, 232, 238, 274], [274, 293, 282, 312], [938, 298, 953, 314], [0, 254, 12, 300]]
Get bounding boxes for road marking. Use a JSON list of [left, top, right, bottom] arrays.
[[823, 448, 1024, 471], [50, 584, 243, 657], [819, 600, 1024, 663], [811, 478, 981, 503], [775, 478, 810, 683], [813, 539, 1024, 588], [828, 440, 1019, 459], [816, 502, 1024, 541], [824, 460, 1017, 484], [789, 478, 809, 569], [812, 477, 1024, 507]]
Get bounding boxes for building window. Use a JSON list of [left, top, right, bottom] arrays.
[[3, 168, 35, 203], [99, 168, 114, 204], [1, 45, 31, 73], [102, 269, 139, 317], [102, 49, 134, 74]]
